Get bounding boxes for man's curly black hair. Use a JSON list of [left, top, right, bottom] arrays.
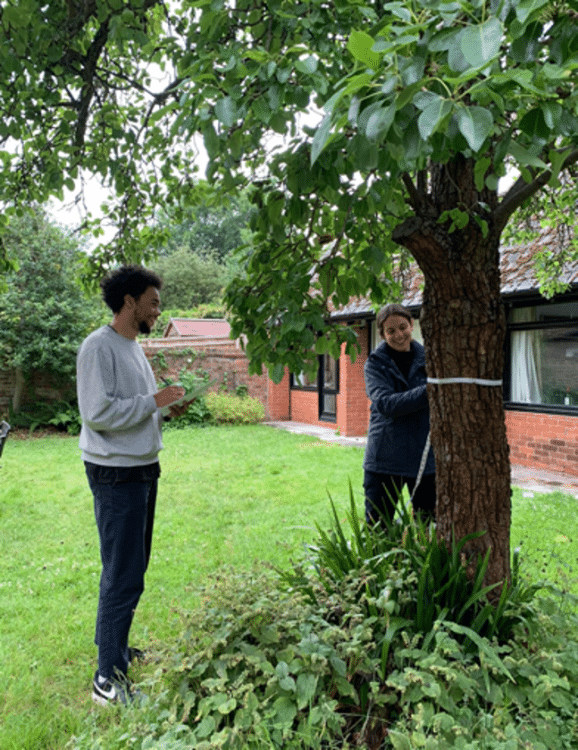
[[100, 265, 163, 314]]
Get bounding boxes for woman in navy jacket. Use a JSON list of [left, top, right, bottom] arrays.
[[363, 303, 435, 526]]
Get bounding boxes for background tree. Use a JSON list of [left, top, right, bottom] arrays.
[[2, 0, 578, 585], [155, 187, 256, 264], [149, 246, 231, 309], [0, 209, 100, 412]]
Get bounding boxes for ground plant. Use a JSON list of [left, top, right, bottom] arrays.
[[0, 426, 576, 749]]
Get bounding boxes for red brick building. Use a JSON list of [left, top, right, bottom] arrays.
[[268, 231, 578, 477]]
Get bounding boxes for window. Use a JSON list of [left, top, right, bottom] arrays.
[[508, 301, 578, 409], [319, 354, 339, 421], [291, 354, 340, 422]]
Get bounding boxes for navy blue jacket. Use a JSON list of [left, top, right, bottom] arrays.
[[363, 340, 435, 477]]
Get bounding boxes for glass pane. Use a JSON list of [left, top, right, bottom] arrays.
[[323, 354, 338, 391], [322, 393, 336, 415], [511, 326, 578, 406], [510, 302, 578, 324], [292, 370, 316, 388]]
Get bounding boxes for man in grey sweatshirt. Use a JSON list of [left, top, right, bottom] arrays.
[[77, 265, 186, 706]]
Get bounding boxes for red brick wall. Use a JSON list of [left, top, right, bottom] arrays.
[[268, 369, 291, 420], [142, 342, 270, 416], [505, 410, 578, 477], [338, 323, 370, 437]]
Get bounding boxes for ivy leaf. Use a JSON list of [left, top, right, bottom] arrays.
[[455, 106, 494, 152]]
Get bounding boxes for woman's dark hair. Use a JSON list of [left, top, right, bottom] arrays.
[[376, 303, 413, 338], [100, 265, 163, 313]]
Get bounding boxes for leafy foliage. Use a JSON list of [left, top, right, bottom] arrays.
[[8, 398, 82, 435], [161, 367, 213, 428], [0, 208, 98, 383], [69, 565, 578, 750], [281, 488, 540, 653], [154, 187, 256, 264], [206, 391, 265, 425], [2, 1, 577, 369], [150, 246, 231, 309]]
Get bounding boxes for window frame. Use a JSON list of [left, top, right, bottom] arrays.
[[504, 294, 578, 415]]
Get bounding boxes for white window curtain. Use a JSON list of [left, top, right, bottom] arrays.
[[510, 308, 542, 404]]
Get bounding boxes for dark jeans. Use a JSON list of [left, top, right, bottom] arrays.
[[85, 462, 159, 680], [364, 470, 436, 527]]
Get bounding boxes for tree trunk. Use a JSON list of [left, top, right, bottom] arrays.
[[392, 158, 511, 588]]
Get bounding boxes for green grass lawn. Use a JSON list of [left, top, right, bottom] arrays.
[[0, 425, 576, 750]]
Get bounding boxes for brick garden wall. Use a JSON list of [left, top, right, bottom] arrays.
[[141, 338, 270, 416], [0, 338, 270, 419], [0, 369, 75, 418]]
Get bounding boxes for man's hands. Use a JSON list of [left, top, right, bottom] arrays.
[[154, 384, 185, 409], [154, 385, 196, 419]]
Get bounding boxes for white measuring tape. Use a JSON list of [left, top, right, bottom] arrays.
[[428, 377, 503, 386]]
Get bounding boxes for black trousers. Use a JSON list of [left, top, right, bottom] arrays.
[[85, 462, 158, 680], [364, 470, 436, 526]]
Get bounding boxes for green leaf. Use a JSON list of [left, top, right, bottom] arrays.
[[214, 96, 237, 127], [474, 157, 492, 191], [417, 97, 452, 140], [311, 114, 332, 165], [347, 29, 380, 69], [455, 106, 494, 152], [366, 103, 396, 141], [508, 140, 548, 169], [272, 696, 297, 726], [296, 673, 318, 709], [515, 0, 550, 24], [460, 17, 503, 68], [295, 55, 318, 75]]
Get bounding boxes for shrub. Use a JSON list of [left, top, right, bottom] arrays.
[[206, 391, 265, 425], [8, 398, 82, 435], [69, 567, 578, 750], [162, 368, 212, 429]]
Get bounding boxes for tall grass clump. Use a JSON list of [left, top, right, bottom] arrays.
[[281, 486, 540, 651]]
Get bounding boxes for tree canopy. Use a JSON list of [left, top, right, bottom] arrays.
[[0, 0, 577, 366]]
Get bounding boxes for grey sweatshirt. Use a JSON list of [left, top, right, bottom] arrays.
[[77, 325, 163, 467]]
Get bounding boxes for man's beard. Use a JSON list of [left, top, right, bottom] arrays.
[[138, 320, 151, 335]]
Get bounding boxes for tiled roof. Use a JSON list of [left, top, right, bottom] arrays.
[[331, 227, 578, 319], [163, 318, 231, 338]]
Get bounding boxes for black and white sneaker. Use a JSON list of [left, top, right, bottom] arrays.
[[91, 671, 135, 706]]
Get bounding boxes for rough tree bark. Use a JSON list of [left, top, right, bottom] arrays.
[[393, 157, 511, 587]]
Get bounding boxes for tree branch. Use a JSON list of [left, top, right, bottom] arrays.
[[402, 172, 422, 210], [494, 149, 578, 234]]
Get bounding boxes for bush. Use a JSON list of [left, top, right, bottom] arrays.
[[206, 391, 265, 425], [8, 398, 82, 435], [162, 368, 213, 429], [69, 566, 578, 750]]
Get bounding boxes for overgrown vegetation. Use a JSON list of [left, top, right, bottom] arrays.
[[69, 517, 578, 750]]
